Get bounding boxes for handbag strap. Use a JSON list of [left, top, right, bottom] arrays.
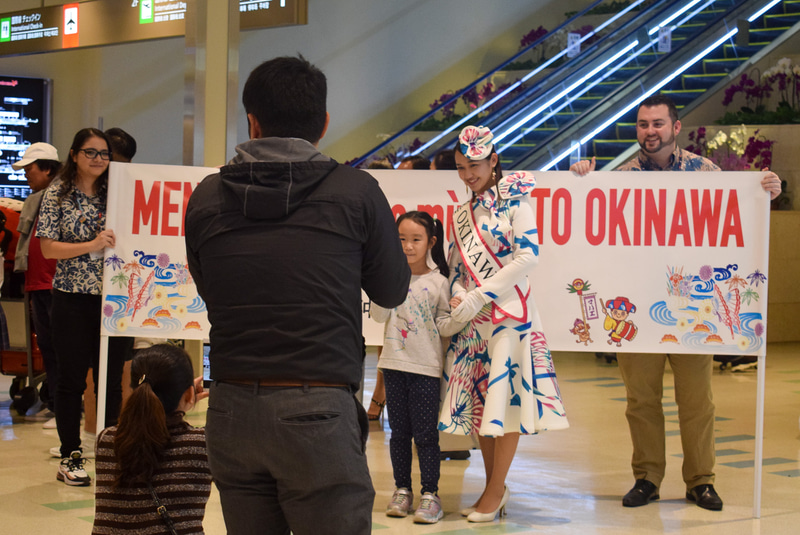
[[147, 483, 179, 535]]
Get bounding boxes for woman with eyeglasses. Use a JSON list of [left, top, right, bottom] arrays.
[[37, 128, 123, 487]]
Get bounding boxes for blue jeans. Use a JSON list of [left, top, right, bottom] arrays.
[[206, 382, 374, 535]]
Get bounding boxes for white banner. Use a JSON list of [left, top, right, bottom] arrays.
[[101, 162, 216, 339], [99, 164, 769, 355], [366, 170, 771, 356]]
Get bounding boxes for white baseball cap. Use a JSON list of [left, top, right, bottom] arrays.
[[12, 142, 59, 170]]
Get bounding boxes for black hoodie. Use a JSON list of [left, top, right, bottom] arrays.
[[185, 138, 410, 388]]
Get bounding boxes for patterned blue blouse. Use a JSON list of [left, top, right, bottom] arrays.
[[36, 180, 105, 295]]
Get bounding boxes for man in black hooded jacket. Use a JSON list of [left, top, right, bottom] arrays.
[[185, 55, 410, 535]]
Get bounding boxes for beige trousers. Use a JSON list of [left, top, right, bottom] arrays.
[[617, 353, 716, 490]]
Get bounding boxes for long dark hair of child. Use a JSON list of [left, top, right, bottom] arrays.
[[57, 127, 111, 203], [112, 343, 194, 487], [397, 211, 448, 278]]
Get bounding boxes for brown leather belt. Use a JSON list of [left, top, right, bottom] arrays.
[[221, 378, 349, 388]]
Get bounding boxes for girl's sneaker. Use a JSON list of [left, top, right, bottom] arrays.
[[57, 450, 91, 486], [386, 488, 413, 517], [414, 493, 443, 524]]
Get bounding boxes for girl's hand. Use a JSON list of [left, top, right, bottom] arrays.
[[450, 296, 462, 308], [451, 290, 490, 323], [92, 229, 116, 251], [194, 377, 209, 402]]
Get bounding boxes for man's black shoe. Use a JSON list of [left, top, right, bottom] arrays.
[[622, 479, 659, 507], [686, 484, 723, 511]]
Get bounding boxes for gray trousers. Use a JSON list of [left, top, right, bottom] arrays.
[[207, 381, 374, 535]]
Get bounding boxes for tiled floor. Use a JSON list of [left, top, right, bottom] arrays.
[[1, 344, 799, 534]]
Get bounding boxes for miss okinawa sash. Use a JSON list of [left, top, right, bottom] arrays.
[[453, 201, 529, 324]]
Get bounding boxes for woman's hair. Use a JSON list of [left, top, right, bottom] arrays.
[[112, 343, 195, 487], [397, 210, 448, 278], [57, 128, 111, 202]]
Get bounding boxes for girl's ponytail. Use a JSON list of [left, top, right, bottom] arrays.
[[112, 344, 194, 487], [113, 380, 170, 487], [430, 218, 449, 278]]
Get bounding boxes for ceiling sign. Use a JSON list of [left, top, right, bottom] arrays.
[[0, 0, 308, 57]]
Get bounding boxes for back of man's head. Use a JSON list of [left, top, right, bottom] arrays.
[[432, 149, 456, 170], [105, 127, 137, 162], [399, 155, 431, 170], [243, 55, 327, 144], [639, 94, 678, 124]]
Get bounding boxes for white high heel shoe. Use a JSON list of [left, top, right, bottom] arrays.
[[467, 485, 510, 523], [461, 484, 509, 516]]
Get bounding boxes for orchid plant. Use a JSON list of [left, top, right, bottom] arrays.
[[685, 125, 774, 170], [414, 81, 519, 131], [720, 57, 800, 124]]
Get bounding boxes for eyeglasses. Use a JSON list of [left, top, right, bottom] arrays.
[[78, 148, 112, 160]]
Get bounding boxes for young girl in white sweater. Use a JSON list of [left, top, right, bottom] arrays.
[[370, 210, 465, 524]]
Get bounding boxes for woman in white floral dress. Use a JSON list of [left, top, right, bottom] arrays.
[[440, 125, 569, 522]]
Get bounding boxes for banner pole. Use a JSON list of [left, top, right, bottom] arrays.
[[96, 334, 109, 436], [753, 351, 765, 518]]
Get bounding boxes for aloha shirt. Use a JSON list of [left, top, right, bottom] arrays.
[[36, 180, 105, 295]]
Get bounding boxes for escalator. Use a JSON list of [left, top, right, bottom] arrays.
[[352, 0, 800, 172]]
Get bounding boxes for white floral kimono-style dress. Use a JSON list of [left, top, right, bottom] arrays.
[[438, 171, 569, 437]]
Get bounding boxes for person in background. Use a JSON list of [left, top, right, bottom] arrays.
[[104, 128, 137, 163], [398, 155, 431, 170], [37, 128, 124, 486], [431, 148, 456, 170], [0, 200, 19, 361], [371, 211, 465, 524], [569, 94, 781, 511], [0, 196, 22, 297], [367, 159, 392, 170], [367, 364, 387, 421], [440, 125, 569, 523], [92, 343, 211, 534], [185, 55, 410, 534], [12, 143, 61, 428]]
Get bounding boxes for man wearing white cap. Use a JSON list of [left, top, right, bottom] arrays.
[[12, 142, 61, 426]]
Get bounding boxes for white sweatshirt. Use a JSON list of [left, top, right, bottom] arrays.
[[370, 270, 466, 378]]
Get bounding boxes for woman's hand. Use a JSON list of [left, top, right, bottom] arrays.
[[92, 229, 116, 252], [449, 296, 463, 308], [451, 290, 489, 323]]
